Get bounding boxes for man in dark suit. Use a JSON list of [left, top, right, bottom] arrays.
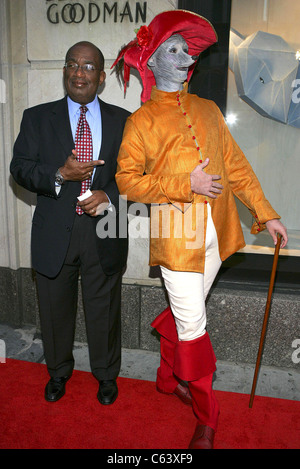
[[10, 41, 130, 405]]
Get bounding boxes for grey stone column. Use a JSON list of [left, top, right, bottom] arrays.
[[0, 0, 19, 270]]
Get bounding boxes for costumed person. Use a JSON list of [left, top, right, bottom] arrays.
[[112, 10, 288, 449]]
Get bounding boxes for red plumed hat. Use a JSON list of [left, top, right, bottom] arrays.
[[111, 9, 217, 102]]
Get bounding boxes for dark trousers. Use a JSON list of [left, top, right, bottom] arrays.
[[36, 214, 122, 381]]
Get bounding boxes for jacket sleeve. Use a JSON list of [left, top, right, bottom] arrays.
[[215, 103, 280, 233], [116, 118, 194, 205], [10, 109, 59, 198]]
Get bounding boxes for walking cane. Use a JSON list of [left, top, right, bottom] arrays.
[[249, 233, 282, 408]]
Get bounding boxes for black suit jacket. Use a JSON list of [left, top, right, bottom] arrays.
[[11, 96, 130, 278]]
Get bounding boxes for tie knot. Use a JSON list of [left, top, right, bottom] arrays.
[[80, 105, 88, 115]]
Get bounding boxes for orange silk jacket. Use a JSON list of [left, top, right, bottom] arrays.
[[116, 83, 280, 273]]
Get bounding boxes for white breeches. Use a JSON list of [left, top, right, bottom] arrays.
[[160, 204, 222, 341]]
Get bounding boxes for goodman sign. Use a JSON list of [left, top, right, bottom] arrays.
[[46, 0, 148, 24]]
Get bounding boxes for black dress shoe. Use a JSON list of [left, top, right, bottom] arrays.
[[45, 376, 70, 402], [97, 379, 118, 405]]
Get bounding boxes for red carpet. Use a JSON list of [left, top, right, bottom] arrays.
[[0, 359, 299, 449]]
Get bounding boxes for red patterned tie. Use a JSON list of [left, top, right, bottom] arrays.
[[75, 105, 93, 215]]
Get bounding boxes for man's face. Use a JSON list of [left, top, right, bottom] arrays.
[[63, 43, 106, 104], [148, 35, 196, 90]]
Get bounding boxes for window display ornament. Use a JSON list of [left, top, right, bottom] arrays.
[[229, 28, 300, 129]]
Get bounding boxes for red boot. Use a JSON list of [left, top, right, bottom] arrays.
[[173, 333, 220, 449], [188, 374, 219, 448], [151, 307, 192, 405], [188, 424, 215, 449]]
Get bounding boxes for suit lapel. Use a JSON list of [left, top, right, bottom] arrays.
[[98, 98, 113, 161], [49, 96, 74, 161], [92, 98, 114, 187]]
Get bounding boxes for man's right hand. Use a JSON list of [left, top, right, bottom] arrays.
[[190, 158, 223, 199], [59, 149, 105, 182]]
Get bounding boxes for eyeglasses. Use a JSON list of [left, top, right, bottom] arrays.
[[64, 62, 100, 73]]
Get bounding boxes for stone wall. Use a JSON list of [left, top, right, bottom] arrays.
[[1, 0, 300, 280], [0, 0, 299, 373], [2, 265, 298, 370]]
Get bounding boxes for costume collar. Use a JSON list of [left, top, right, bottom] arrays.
[[150, 82, 189, 102]]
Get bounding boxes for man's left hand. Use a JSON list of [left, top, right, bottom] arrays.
[[266, 219, 288, 248], [77, 190, 109, 216]]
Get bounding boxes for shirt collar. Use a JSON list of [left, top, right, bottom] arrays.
[[67, 95, 99, 119]]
